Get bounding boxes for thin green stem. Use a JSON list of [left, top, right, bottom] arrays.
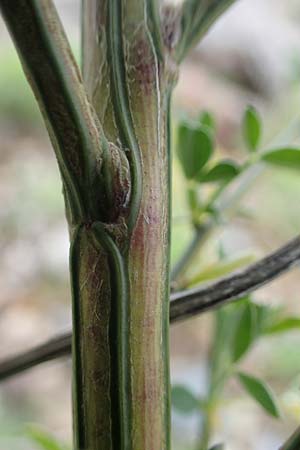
[[196, 307, 232, 450], [171, 223, 209, 282], [172, 163, 263, 284], [197, 403, 214, 450]]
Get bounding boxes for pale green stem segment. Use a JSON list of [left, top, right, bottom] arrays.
[[176, 0, 238, 62], [0, 0, 105, 224]]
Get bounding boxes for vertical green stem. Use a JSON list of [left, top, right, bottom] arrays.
[[74, 1, 174, 448]]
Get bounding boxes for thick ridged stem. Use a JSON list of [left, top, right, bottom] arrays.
[[81, 1, 172, 449]]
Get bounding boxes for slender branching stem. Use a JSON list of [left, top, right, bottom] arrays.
[[172, 163, 264, 284], [171, 223, 210, 282]]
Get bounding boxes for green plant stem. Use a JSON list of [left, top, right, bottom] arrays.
[[171, 223, 210, 281], [197, 403, 214, 450], [81, 1, 174, 448], [172, 163, 264, 284], [197, 307, 233, 450]]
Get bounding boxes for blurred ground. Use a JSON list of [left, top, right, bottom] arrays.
[[1, 1, 300, 449]]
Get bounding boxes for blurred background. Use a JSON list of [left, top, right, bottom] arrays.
[[1, 0, 300, 449]]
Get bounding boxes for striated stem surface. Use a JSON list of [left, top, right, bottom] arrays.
[[80, 1, 175, 448]]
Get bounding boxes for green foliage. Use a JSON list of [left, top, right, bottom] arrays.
[[26, 426, 70, 450], [171, 385, 201, 414], [174, 110, 300, 449], [237, 372, 280, 418], [198, 160, 240, 183], [242, 106, 262, 152], [177, 122, 214, 179], [231, 302, 256, 362], [199, 110, 216, 134], [265, 317, 300, 334], [172, 56, 300, 449], [252, 302, 276, 336], [261, 148, 300, 170]]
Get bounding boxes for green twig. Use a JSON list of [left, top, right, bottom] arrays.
[[172, 163, 264, 284], [171, 223, 210, 281]]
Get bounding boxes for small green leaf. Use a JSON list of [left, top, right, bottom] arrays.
[[177, 122, 213, 179], [265, 317, 300, 334], [261, 148, 300, 170], [171, 385, 200, 414], [27, 426, 69, 450], [242, 106, 261, 151], [231, 302, 256, 362], [237, 372, 280, 418], [252, 303, 278, 336], [198, 160, 240, 183], [199, 110, 216, 133]]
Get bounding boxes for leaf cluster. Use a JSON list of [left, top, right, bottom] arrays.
[[173, 106, 300, 448]]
